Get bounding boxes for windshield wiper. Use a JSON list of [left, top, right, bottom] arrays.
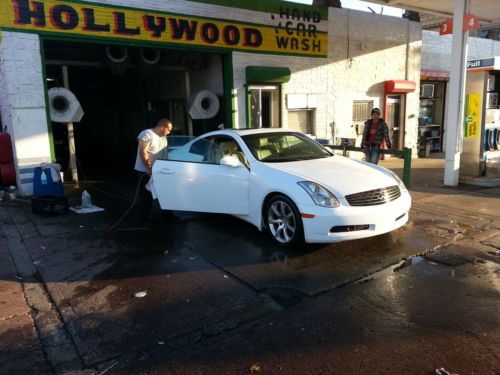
[[298, 155, 330, 160]]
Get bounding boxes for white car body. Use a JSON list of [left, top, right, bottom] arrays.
[[152, 128, 411, 245]]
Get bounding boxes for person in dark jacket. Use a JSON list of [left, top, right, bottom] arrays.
[[361, 108, 392, 165]]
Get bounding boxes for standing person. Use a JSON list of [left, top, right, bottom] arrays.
[[134, 118, 172, 224], [361, 108, 392, 165]]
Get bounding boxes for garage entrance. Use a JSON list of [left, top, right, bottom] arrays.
[[44, 40, 225, 180]]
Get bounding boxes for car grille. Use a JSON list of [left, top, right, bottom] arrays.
[[345, 185, 401, 206], [330, 225, 370, 233]]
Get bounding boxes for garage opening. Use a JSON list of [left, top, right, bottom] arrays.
[[44, 40, 226, 180]]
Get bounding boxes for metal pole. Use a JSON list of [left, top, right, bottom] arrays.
[[403, 147, 412, 187], [444, 0, 469, 186], [62, 65, 79, 186], [185, 71, 193, 136]]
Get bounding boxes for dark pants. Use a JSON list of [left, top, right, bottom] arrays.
[[138, 172, 152, 223], [364, 145, 381, 165]]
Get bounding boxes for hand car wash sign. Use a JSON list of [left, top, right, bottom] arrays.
[[0, 0, 328, 57]]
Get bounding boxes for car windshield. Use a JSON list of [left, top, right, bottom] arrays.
[[242, 132, 332, 162]]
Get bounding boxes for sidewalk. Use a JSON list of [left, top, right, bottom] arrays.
[[0, 206, 52, 374], [0, 156, 498, 374]]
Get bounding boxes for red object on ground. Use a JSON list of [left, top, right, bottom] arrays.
[[0, 133, 14, 163], [0, 162, 15, 185], [0, 132, 16, 185]]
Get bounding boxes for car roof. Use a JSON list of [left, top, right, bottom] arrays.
[[205, 128, 300, 138]]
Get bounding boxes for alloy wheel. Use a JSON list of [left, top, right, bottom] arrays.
[[267, 200, 297, 244]]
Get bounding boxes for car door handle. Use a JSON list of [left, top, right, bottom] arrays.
[[160, 168, 174, 174]]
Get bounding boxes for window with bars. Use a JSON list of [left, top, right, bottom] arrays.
[[352, 100, 374, 122]]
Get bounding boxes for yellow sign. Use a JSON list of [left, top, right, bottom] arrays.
[[465, 93, 480, 138], [0, 0, 327, 57]]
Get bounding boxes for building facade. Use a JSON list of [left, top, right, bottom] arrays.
[[0, 0, 421, 195], [420, 30, 500, 153]]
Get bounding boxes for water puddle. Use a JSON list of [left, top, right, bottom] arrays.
[[355, 255, 425, 285], [393, 255, 424, 272], [262, 287, 307, 308]]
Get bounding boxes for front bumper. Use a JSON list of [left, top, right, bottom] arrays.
[[299, 191, 412, 243]]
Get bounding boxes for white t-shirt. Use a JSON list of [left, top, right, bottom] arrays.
[[134, 129, 168, 172]]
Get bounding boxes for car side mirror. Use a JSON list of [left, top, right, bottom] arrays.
[[220, 155, 242, 168]]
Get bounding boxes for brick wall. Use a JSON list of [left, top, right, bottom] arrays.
[[82, 0, 329, 31], [422, 30, 500, 71], [0, 1, 422, 195], [421, 31, 500, 152], [234, 8, 421, 151]]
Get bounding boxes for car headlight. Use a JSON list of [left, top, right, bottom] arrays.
[[387, 170, 408, 192], [298, 181, 340, 208]]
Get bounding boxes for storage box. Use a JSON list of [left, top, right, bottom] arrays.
[[31, 195, 69, 215]]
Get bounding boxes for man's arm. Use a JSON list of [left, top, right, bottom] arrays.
[[361, 121, 369, 147], [383, 123, 392, 149], [138, 140, 152, 173]]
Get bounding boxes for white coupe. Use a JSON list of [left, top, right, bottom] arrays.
[[152, 129, 411, 247]]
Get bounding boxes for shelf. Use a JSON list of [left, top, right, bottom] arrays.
[[426, 136, 441, 139], [419, 125, 441, 128]]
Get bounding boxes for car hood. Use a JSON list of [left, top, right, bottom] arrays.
[[264, 156, 398, 197]]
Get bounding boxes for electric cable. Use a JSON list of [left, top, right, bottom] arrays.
[[102, 172, 147, 234], [67, 134, 151, 234]]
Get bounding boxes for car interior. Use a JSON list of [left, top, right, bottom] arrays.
[[216, 139, 249, 168]]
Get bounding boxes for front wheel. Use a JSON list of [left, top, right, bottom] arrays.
[[264, 194, 304, 247]]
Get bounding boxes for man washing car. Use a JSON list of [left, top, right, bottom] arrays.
[[134, 118, 172, 225]]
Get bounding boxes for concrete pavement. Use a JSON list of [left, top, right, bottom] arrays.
[[0, 208, 52, 374], [0, 156, 498, 374]]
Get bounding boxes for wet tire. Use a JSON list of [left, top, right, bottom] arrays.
[[264, 194, 304, 247]]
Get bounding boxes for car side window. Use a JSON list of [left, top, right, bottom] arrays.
[[167, 138, 216, 163], [167, 135, 249, 167], [189, 139, 209, 157]]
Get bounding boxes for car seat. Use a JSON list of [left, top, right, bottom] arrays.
[[253, 138, 273, 161], [220, 141, 249, 167]]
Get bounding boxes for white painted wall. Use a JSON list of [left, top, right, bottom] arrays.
[[190, 55, 224, 96], [0, 31, 51, 196], [233, 8, 421, 153]]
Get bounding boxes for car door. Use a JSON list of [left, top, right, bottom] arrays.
[[153, 135, 250, 215]]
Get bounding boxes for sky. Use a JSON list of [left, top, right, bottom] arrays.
[[289, 0, 404, 17]]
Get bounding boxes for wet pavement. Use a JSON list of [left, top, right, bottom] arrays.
[[0, 157, 499, 374]]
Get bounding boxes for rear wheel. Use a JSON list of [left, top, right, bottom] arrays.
[[264, 194, 304, 247]]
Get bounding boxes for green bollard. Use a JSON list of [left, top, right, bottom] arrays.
[[402, 147, 412, 187]]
